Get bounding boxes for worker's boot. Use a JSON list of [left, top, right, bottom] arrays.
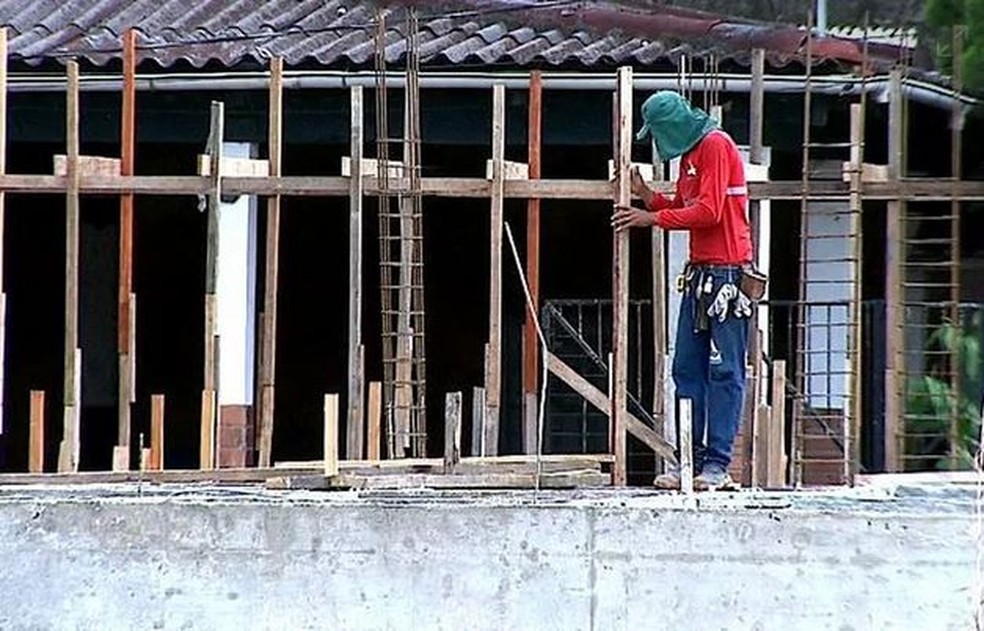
[[693, 463, 735, 492], [653, 465, 685, 490]]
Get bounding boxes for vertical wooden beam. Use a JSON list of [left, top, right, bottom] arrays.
[[258, 57, 283, 468], [768, 360, 788, 487], [366, 381, 381, 460], [29, 390, 44, 473], [58, 61, 81, 474], [848, 102, 864, 484], [347, 86, 365, 461], [472, 386, 486, 456], [324, 393, 339, 477], [747, 48, 766, 487], [484, 85, 505, 457], [150, 393, 164, 470], [522, 71, 542, 434], [679, 398, 694, 494], [200, 389, 215, 469], [523, 392, 537, 457], [202, 101, 223, 469], [117, 29, 137, 460], [0, 29, 7, 435], [884, 68, 904, 473], [949, 26, 964, 468], [612, 66, 632, 486], [649, 83, 667, 442], [444, 391, 462, 472]]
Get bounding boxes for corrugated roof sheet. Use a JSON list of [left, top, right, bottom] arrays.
[[0, 0, 911, 71]]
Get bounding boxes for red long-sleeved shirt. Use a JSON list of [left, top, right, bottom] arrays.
[[647, 130, 753, 265]]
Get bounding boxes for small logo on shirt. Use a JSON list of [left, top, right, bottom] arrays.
[[685, 161, 697, 177]]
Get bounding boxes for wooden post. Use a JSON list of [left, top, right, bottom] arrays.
[[444, 391, 462, 472], [847, 102, 864, 484], [150, 393, 164, 470], [949, 26, 964, 468], [347, 86, 366, 462], [58, 61, 81, 474], [679, 398, 694, 494], [768, 360, 788, 487], [324, 394, 339, 477], [884, 69, 904, 473], [523, 71, 542, 426], [200, 389, 215, 470], [202, 101, 223, 467], [366, 381, 381, 461], [0, 29, 7, 434], [258, 57, 283, 468], [611, 66, 633, 486], [747, 48, 766, 487], [29, 390, 44, 473], [117, 29, 137, 461], [472, 386, 487, 456], [485, 85, 505, 457], [523, 392, 538, 456]]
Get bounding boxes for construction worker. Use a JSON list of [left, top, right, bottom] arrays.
[[612, 90, 760, 491]]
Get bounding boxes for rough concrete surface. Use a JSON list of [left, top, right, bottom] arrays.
[[0, 482, 976, 630]]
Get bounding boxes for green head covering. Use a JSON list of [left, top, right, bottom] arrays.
[[635, 91, 719, 161]]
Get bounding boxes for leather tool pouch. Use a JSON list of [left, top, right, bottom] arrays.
[[740, 265, 768, 302]]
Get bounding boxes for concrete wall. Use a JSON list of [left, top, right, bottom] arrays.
[[0, 486, 974, 630]]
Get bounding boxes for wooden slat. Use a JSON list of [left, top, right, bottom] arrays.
[[444, 391, 462, 472], [276, 453, 613, 471], [196, 155, 269, 177], [484, 84, 505, 457], [150, 393, 164, 470], [324, 393, 339, 477], [847, 102, 864, 485], [258, 58, 283, 469], [203, 101, 223, 398], [366, 381, 381, 461], [0, 29, 7, 433], [885, 69, 903, 473], [768, 360, 788, 487], [117, 29, 136, 456], [58, 62, 81, 474], [346, 86, 365, 462], [523, 392, 537, 455], [611, 67, 632, 486], [472, 386, 486, 456], [679, 398, 694, 494], [199, 389, 215, 470], [546, 352, 676, 462], [29, 390, 44, 473], [54, 155, 121, 177], [523, 70, 542, 405]]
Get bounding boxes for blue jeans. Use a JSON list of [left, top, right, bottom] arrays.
[[673, 267, 748, 472]]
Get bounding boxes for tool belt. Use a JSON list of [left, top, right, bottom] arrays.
[[678, 262, 768, 301]]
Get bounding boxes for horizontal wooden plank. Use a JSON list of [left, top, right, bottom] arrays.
[[341, 156, 405, 178], [276, 454, 611, 475], [53, 155, 121, 177], [197, 155, 270, 177], [0, 174, 982, 201], [0, 467, 322, 486], [841, 161, 890, 183], [485, 159, 529, 181], [265, 471, 611, 491], [277, 453, 614, 469]]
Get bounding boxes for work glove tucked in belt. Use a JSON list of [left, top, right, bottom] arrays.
[[707, 283, 739, 323], [734, 291, 753, 319]]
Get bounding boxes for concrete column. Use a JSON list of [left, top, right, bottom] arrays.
[[216, 142, 258, 468]]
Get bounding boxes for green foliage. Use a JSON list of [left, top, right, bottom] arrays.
[[925, 0, 984, 91], [904, 312, 982, 470]]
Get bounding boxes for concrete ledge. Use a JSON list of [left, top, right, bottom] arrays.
[[0, 485, 974, 630]]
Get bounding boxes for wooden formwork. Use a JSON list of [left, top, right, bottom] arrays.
[[0, 26, 978, 490]]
